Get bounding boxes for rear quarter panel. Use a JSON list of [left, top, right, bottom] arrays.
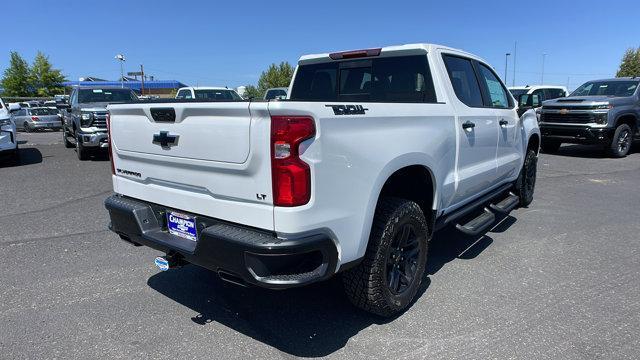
[[269, 100, 456, 266]]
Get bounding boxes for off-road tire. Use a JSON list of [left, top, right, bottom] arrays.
[[540, 140, 561, 153], [608, 123, 633, 158], [515, 149, 537, 207], [342, 197, 429, 317]]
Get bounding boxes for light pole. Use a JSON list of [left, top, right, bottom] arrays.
[[512, 41, 517, 87], [541, 53, 547, 84], [115, 54, 126, 88], [504, 53, 511, 84]]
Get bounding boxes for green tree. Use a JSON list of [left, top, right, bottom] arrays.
[[245, 61, 294, 99], [29, 51, 66, 96], [1, 51, 32, 97], [616, 47, 640, 77], [243, 85, 262, 99]]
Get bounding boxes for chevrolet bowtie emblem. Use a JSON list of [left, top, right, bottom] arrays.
[[153, 131, 179, 148], [559, 109, 569, 115]]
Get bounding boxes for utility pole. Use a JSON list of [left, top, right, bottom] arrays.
[[115, 54, 126, 88], [140, 64, 145, 95], [541, 53, 547, 85], [504, 53, 511, 84], [512, 42, 517, 87]]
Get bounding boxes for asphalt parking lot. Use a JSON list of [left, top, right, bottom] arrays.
[[1, 131, 639, 359]]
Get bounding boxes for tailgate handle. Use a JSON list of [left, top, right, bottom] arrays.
[[150, 108, 176, 122]]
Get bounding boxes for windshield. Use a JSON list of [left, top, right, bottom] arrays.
[[78, 88, 137, 103], [30, 108, 58, 115], [570, 80, 639, 97], [194, 89, 242, 100], [509, 89, 528, 99]]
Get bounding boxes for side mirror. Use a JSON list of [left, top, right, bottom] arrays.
[[518, 94, 541, 108]]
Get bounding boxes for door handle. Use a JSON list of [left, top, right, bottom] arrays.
[[499, 119, 509, 127], [462, 121, 475, 130]]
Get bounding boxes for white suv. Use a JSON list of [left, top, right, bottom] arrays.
[[106, 44, 540, 316], [509, 85, 568, 117]]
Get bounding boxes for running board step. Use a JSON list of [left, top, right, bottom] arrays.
[[489, 192, 519, 214], [455, 208, 495, 236]]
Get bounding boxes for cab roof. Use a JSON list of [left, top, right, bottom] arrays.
[[299, 43, 486, 65]]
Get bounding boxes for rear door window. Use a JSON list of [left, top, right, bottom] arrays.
[[290, 55, 436, 103], [442, 55, 484, 107]]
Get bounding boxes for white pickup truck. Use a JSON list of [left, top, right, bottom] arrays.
[[105, 44, 540, 316]]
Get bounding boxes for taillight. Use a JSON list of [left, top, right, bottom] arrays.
[[329, 48, 381, 60], [106, 112, 115, 175], [31, 116, 39, 121], [271, 116, 315, 207]]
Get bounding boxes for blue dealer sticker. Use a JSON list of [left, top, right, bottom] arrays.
[[154, 257, 169, 271], [167, 211, 197, 241]]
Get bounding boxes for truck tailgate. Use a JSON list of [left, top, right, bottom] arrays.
[[107, 101, 274, 230]]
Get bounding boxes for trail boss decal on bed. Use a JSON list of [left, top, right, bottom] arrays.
[[325, 104, 368, 115]]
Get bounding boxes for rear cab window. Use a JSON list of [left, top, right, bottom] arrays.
[[290, 54, 437, 103]]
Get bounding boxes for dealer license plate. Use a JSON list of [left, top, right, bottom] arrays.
[[167, 211, 197, 241]]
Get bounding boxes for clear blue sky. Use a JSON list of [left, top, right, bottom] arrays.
[[3, 0, 639, 90]]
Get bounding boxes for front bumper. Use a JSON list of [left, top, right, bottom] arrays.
[[78, 130, 109, 148], [0, 129, 17, 152], [540, 124, 614, 145], [105, 195, 338, 289]]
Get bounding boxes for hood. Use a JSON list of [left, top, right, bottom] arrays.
[[555, 95, 612, 103], [543, 95, 612, 107], [543, 94, 634, 108]]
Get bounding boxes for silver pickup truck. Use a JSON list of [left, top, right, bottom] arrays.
[[538, 78, 639, 157], [62, 86, 138, 160]]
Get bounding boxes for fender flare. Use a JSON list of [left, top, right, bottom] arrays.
[[520, 109, 541, 154], [355, 153, 439, 259]]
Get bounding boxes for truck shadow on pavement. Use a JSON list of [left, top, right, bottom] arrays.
[[146, 215, 515, 357], [552, 142, 639, 159], [0, 147, 42, 168]]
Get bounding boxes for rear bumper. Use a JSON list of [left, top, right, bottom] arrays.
[[29, 120, 62, 129], [78, 130, 108, 148], [540, 124, 614, 145], [104, 194, 338, 289]]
